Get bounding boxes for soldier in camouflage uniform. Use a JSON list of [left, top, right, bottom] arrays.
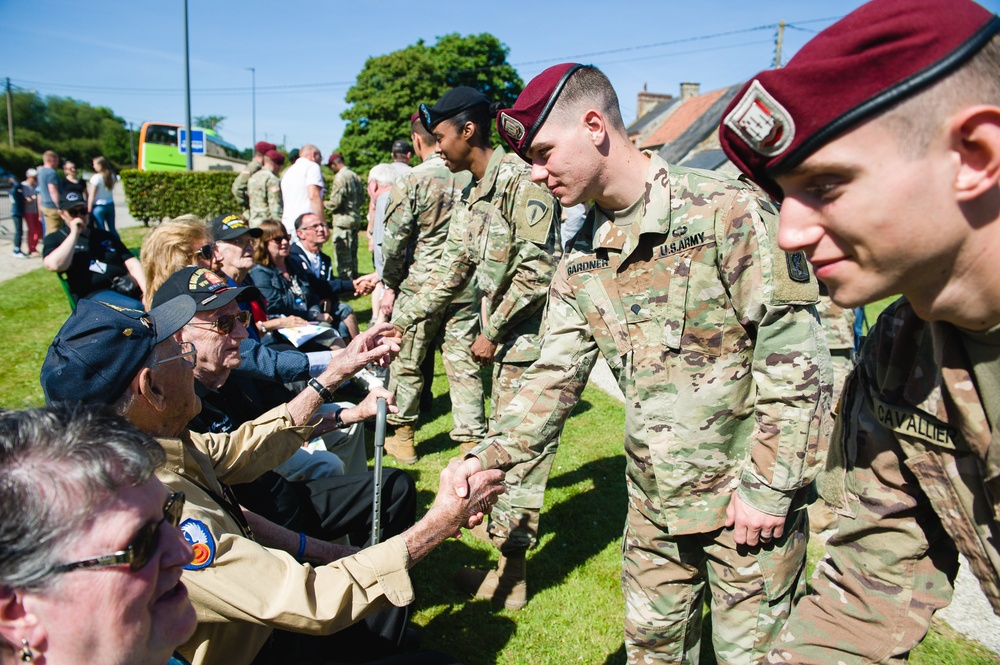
[[247, 150, 284, 228], [451, 64, 832, 662], [390, 87, 562, 608], [232, 141, 275, 217], [325, 153, 365, 280], [719, 0, 1000, 661], [379, 113, 486, 458]]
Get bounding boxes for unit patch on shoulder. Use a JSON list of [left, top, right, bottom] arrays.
[[786, 251, 810, 283], [515, 188, 555, 244], [180, 518, 216, 570], [723, 80, 795, 157]]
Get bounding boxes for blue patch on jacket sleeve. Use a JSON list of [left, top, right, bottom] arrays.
[[180, 518, 216, 570]]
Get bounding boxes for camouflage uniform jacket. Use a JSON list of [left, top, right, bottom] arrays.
[[392, 146, 561, 364], [325, 166, 365, 230], [232, 159, 262, 213], [247, 168, 282, 226], [381, 153, 476, 303], [819, 298, 1000, 611], [474, 154, 832, 533]]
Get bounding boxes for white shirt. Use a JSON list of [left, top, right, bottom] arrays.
[[280, 159, 325, 235]]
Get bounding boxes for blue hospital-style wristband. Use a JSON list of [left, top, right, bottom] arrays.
[[296, 532, 307, 562]]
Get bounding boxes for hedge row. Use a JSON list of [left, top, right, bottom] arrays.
[[121, 169, 340, 224], [0, 145, 43, 180]]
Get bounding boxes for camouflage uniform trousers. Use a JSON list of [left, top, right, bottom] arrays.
[[485, 358, 560, 556], [387, 291, 486, 444], [624, 502, 808, 665], [330, 222, 358, 280], [765, 429, 958, 664]]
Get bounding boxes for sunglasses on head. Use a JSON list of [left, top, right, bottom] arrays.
[[53, 491, 186, 574], [186, 309, 252, 335]]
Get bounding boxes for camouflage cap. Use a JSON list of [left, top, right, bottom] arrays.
[[495, 63, 584, 161], [720, 0, 1000, 201]]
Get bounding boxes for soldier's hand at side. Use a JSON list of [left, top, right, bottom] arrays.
[[471, 333, 497, 366], [379, 288, 396, 318], [725, 492, 786, 547]]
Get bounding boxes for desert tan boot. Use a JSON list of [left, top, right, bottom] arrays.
[[385, 424, 417, 464], [455, 552, 527, 610]]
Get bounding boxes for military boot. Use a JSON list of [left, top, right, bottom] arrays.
[[385, 424, 417, 465], [455, 552, 527, 610]]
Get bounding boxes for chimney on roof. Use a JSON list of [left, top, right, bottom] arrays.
[[680, 82, 700, 100], [636, 87, 674, 120]]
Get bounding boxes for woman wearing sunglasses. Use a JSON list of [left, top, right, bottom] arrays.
[[0, 404, 197, 665], [140, 215, 216, 310]]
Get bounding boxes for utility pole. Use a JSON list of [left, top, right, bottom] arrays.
[[6, 78, 13, 147], [183, 0, 193, 170], [247, 67, 256, 148], [129, 122, 136, 168], [774, 21, 786, 69]]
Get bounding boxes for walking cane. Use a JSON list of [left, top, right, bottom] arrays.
[[371, 397, 388, 545]]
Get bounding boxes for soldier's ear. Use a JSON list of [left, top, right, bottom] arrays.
[[950, 105, 1000, 202], [582, 109, 607, 148]]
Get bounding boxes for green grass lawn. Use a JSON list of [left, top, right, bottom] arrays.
[[1, 229, 996, 664]]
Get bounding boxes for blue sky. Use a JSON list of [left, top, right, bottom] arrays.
[[4, 0, 999, 154]]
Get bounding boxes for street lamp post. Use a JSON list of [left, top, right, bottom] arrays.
[[183, 0, 193, 170], [247, 67, 256, 149]]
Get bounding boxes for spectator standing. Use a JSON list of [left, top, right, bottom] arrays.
[[325, 153, 365, 279], [88, 156, 118, 237], [247, 150, 284, 227], [60, 161, 87, 202], [8, 175, 26, 258], [19, 169, 41, 256], [280, 144, 325, 236], [37, 150, 63, 233], [232, 141, 276, 216]]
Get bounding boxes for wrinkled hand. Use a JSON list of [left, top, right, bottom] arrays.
[[432, 460, 506, 533], [725, 493, 786, 547], [342, 386, 398, 424], [354, 274, 378, 296], [451, 455, 486, 499], [282, 315, 310, 328], [379, 288, 396, 318], [323, 322, 402, 382], [470, 333, 497, 367]]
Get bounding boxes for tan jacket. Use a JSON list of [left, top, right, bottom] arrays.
[[157, 404, 414, 665]]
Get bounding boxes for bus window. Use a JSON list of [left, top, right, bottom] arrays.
[[145, 125, 179, 146]]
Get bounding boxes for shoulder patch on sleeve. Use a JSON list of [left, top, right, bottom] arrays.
[[514, 183, 555, 244], [757, 200, 819, 304], [180, 518, 216, 570]]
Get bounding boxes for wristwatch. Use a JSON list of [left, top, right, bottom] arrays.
[[332, 407, 347, 430], [307, 378, 334, 403]]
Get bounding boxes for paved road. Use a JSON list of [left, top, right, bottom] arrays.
[[0, 182, 141, 284]]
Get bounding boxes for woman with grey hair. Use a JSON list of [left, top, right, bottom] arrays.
[[0, 404, 197, 664]]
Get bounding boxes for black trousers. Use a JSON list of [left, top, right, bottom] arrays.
[[235, 469, 418, 662]]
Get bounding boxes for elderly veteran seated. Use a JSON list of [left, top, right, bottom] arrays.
[[0, 404, 197, 665], [152, 267, 420, 656], [38, 298, 505, 665]]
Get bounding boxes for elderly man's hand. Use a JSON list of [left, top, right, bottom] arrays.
[[353, 274, 378, 296], [322, 323, 401, 386], [429, 461, 506, 533], [341, 386, 398, 425]]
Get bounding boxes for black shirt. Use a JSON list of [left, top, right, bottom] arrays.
[[42, 225, 133, 300]]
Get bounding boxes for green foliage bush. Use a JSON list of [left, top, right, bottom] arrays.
[[121, 169, 336, 223], [0, 145, 42, 179]]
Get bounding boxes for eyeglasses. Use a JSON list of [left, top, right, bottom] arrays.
[[269, 235, 290, 243], [196, 244, 215, 261], [299, 224, 327, 233], [219, 236, 254, 249], [53, 491, 186, 573], [186, 309, 252, 335], [153, 341, 197, 368]]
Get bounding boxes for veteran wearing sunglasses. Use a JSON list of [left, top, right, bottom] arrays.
[[0, 404, 197, 665], [38, 295, 504, 665]]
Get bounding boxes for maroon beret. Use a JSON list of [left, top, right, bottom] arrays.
[[327, 153, 343, 165], [254, 141, 276, 154], [720, 0, 1000, 201], [265, 149, 285, 166], [496, 63, 585, 160], [410, 112, 420, 123]]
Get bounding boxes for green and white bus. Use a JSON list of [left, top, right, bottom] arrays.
[[138, 122, 245, 171]]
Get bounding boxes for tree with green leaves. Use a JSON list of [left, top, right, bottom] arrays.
[[338, 33, 523, 177], [194, 115, 226, 132]]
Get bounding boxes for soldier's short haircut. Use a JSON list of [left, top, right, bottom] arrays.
[[881, 31, 1000, 157], [444, 103, 496, 147], [411, 116, 436, 146], [552, 66, 626, 134]]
